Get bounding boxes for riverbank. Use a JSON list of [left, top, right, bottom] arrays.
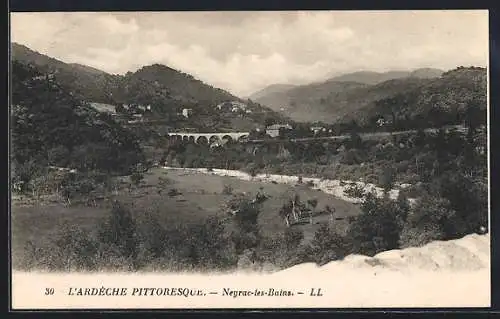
[[161, 166, 415, 204]]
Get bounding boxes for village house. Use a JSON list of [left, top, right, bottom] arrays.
[[266, 124, 293, 138], [182, 108, 193, 118], [216, 101, 248, 113], [310, 126, 325, 135]]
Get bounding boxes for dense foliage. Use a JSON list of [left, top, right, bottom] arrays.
[[252, 66, 486, 127], [11, 43, 287, 132], [11, 61, 145, 190]]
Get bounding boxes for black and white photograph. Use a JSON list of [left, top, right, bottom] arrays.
[[9, 10, 490, 309]]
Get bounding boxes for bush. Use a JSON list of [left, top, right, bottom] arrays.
[[130, 171, 144, 187], [398, 194, 456, 248], [301, 224, 349, 266], [340, 149, 364, 165], [53, 225, 99, 271], [22, 201, 240, 272], [379, 166, 396, 192], [168, 188, 182, 197], [97, 202, 139, 260], [222, 184, 233, 195], [344, 182, 365, 199], [346, 192, 408, 256], [283, 227, 304, 250]]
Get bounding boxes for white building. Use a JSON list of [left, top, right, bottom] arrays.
[[266, 124, 293, 138], [182, 108, 193, 118]]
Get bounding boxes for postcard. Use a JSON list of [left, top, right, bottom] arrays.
[[9, 10, 490, 309]]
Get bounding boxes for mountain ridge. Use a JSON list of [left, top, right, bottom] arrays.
[[249, 67, 445, 102], [249, 66, 486, 125], [11, 42, 287, 130]]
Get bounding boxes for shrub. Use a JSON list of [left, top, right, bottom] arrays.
[[53, 225, 99, 271], [130, 171, 144, 187], [283, 227, 304, 250], [97, 202, 139, 260], [398, 194, 456, 248], [346, 192, 408, 256], [168, 188, 181, 197], [222, 184, 233, 195], [301, 224, 349, 266], [379, 166, 396, 192], [344, 182, 366, 199]]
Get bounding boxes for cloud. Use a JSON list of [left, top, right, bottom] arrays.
[[10, 11, 488, 97]]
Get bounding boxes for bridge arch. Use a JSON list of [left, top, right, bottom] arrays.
[[197, 136, 208, 145], [182, 136, 189, 142], [221, 135, 233, 144], [209, 135, 220, 144], [238, 134, 249, 142], [188, 136, 195, 143]]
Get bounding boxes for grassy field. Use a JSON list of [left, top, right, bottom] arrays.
[[11, 167, 361, 267]]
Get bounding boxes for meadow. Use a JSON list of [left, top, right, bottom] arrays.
[[11, 167, 361, 270]]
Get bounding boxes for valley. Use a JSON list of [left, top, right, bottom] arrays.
[[10, 41, 488, 274]]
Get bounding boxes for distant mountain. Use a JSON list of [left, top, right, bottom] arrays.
[[11, 42, 287, 131], [345, 66, 487, 129], [251, 77, 427, 123], [409, 68, 445, 79], [250, 67, 449, 123], [248, 84, 298, 100], [328, 68, 444, 85]]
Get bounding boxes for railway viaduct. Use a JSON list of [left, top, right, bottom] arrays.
[[167, 132, 250, 144]]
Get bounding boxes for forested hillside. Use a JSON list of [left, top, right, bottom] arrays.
[[11, 60, 145, 186], [11, 43, 287, 131], [11, 43, 117, 103], [252, 77, 426, 123], [250, 66, 485, 127], [349, 67, 487, 130]]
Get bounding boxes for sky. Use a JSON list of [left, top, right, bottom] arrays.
[[10, 10, 489, 97]]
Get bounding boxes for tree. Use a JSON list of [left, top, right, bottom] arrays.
[[379, 166, 396, 193], [130, 172, 144, 188], [47, 146, 71, 167], [399, 194, 456, 248], [307, 198, 318, 212], [346, 192, 407, 256], [11, 159, 43, 194], [347, 132, 363, 150], [115, 104, 126, 114], [264, 117, 276, 127], [305, 224, 349, 265], [226, 195, 263, 254], [97, 202, 139, 259], [283, 227, 304, 250]]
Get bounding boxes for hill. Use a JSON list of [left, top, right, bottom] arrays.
[[250, 66, 485, 126], [11, 43, 118, 103], [10, 60, 144, 177], [327, 68, 444, 85], [251, 77, 427, 123], [11, 43, 287, 131], [248, 84, 298, 101], [345, 66, 487, 129]]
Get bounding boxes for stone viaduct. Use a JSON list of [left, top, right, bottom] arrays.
[[167, 132, 250, 144]]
